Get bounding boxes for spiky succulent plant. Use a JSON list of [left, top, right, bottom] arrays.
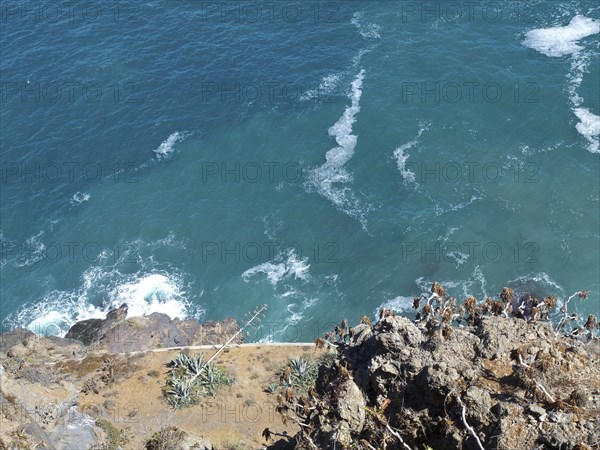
[[164, 352, 233, 408]]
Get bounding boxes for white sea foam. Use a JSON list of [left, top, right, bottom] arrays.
[[393, 146, 414, 182], [393, 122, 430, 183], [307, 70, 372, 229], [509, 272, 564, 293], [566, 51, 599, 153], [105, 273, 188, 318], [567, 51, 589, 107], [519, 142, 563, 156], [434, 194, 482, 216], [21, 294, 106, 337], [524, 16, 600, 153], [14, 231, 46, 268], [256, 295, 320, 343], [447, 251, 470, 267], [373, 295, 414, 319], [443, 227, 460, 240], [15, 270, 193, 337], [415, 266, 488, 300], [154, 131, 187, 159], [352, 11, 381, 39], [71, 192, 91, 204], [352, 47, 373, 68], [242, 249, 310, 286], [300, 73, 341, 102], [523, 15, 600, 57], [573, 107, 600, 153], [261, 214, 284, 240], [5, 232, 198, 336]]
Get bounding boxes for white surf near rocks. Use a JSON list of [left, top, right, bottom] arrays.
[[523, 15, 600, 153]]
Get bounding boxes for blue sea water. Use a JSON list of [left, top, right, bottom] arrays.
[[1, 0, 599, 341]]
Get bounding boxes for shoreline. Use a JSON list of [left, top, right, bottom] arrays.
[[1, 286, 598, 449]]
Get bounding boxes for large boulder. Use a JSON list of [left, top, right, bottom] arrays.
[[0, 327, 35, 356], [49, 406, 101, 450], [335, 379, 367, 446], [64, 319, 104, 345], [64, 305, 241, 352]]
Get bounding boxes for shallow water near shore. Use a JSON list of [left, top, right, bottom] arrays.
[[1, 0, 598, 340]]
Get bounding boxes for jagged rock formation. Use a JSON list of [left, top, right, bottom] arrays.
[[0, 307, 239, 449], [64, 304, 242, 352], [284, 315, 600, 449]]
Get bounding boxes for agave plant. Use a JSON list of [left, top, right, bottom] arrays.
[[264, 383, 278, 394], [288, 357, 310, 378], [166, 379, 194, 408], [280, 357, 317, 391], [165, 352, 232, 408], [169, 352, 190, 368], [169, 353, 205, 377], [185, 354, 205, 377]]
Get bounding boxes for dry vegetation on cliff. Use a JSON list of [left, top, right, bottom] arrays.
[[1, 285, 599, 449], [267, 285, 600, 450]]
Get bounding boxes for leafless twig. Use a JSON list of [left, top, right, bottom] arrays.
[[534, 381, 555, 403], [385, 423, 412, 450], [188, 305, 267, 386], [555, 292, 585, 334], [455, 396, 485, 450]]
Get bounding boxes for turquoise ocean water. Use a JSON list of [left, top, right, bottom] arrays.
[[1, 1, 599, 341]]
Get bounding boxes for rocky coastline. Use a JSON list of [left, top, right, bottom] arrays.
[[1, 288, 599, 449], [0, 308, 242, 449]]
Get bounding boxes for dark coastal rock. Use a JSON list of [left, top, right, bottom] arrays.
[[475, 314, 553, 359], [64, 319, 104, 345], [105, 303, 128, 321], [0, 327, 35, 356], [288, 315, 600, 450], [64, 307, 241, 353], [335, 379, 367, 446]]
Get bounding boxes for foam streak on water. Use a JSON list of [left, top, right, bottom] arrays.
[[300, 73, 341, 102], [242, 249, 310, 286], [393, 122, 430, 183], [523, 15, 600, 153], [573, 108, 600, 153], [308, 70, 372, 229], [154, 131, 187, 159], [351, 11, 382, 39], [523, 15, 600, 57]]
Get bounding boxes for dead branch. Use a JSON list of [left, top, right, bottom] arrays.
[[455, 396, 485, 450], [188, 305, 267, 386], [534, 381, 555, 403], [385, 423, 413, 450]]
